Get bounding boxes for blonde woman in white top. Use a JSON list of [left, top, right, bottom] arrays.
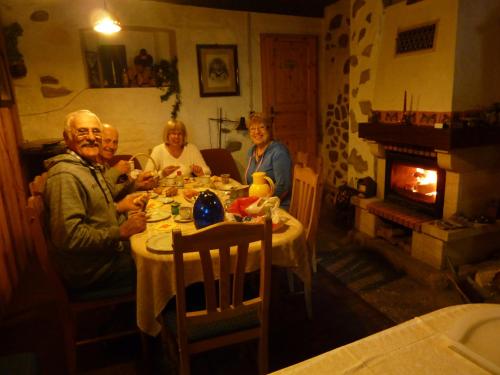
[[145, 119, 210, 177]]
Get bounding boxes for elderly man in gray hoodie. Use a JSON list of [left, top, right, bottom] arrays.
[[44, 109, 147, 295]]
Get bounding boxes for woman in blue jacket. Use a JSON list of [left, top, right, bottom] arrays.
[[245, 112, 292, 209]]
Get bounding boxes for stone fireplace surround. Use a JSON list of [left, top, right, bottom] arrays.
[[353, 123, 500, 270]]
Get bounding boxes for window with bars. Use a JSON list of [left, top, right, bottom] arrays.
[[396, 23, 436, 54]]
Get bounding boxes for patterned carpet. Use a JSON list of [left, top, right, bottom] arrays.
[[318, 246, 404, 293]]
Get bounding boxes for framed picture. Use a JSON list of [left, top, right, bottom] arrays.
[[196, 44, 240, 97], [0, 52, 14, 107]]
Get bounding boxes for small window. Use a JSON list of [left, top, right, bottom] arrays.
[[396, 23, 436, 54]]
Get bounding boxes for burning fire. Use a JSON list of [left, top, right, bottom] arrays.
[[412, 168, 437, 196]]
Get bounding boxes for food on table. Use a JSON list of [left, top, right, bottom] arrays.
[[164, 186, 178, 197], [183, 188, 200, 201], [153, 187, 164, 195]]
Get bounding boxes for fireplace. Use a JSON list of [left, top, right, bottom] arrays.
[[353, 122, 500, 270], [385, 151, 445, 218]]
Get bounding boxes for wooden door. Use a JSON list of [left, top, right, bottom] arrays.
[[260, 34, 318, 162]]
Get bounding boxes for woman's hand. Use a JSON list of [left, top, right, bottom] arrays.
[[191, 164, 204, 177], [113, 160, 131, 175], [162, 165, 180, 177]]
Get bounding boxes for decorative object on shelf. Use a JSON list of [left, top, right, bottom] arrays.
[[193, 190, 225, 229], [357, 176, 377, 198], [196, 44, 240, 97], [401, 90, 413, 125], [155, 57, 181, 119]]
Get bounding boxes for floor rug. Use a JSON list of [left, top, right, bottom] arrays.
[[318, 246, 404, 293]]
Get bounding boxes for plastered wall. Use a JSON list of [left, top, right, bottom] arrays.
[[1, 0, 321, 174]]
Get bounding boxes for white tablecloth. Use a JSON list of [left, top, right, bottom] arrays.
[[271, 304, 500, 374], [131, 191, 310, 336]]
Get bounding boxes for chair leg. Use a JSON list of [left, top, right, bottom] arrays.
[[159, 320, 180, 374], [311, 243, 317, 273], [304, 279, 313, 320], [258, 336, 268, 375], [286, 269, 295, 293]]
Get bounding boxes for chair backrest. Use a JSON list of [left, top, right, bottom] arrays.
[[200, 148, 242, 182], [171, 217, 272, 374], [289, 164, 322, 245], [110, 154, 142, 169], [295, 151, 323, 174]]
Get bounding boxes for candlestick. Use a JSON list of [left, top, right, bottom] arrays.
[[403, 90, 407, 113]]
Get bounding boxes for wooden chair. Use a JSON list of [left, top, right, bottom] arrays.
[[109, 154, 141, 169], [200, 148, 242, 182], [161, 217, 272, 375], [295, 151, 322, 174], [290, 162, 323, 274], [26, 174, 142, 374]]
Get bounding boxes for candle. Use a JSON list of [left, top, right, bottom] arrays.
[[403, 90, 407, 113]]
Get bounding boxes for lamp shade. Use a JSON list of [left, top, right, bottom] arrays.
[[236, 116, 247, 131]]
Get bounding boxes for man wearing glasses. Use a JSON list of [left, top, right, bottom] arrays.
[[43, 109, 146, 296]]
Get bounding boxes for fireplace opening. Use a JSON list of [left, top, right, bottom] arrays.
[[385, 151, 445, 218]]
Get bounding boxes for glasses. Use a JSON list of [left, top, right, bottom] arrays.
[[75, 128, 102, 139]]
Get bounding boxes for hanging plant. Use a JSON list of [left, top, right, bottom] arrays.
[[154, 57, 181, 119], [4, 22, 27, 78]]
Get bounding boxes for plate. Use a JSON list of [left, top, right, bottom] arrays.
[[174, 215, 194, 223], [157, 197, 174, 204], [146, 200, 164, 210], [147, 210, 171, 222], [146, 233, 173, 254]]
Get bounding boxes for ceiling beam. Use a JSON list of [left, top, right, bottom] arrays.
[[146, 0, 339, 18]]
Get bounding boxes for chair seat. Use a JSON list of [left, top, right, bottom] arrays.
[[163, 307, 259, 343], [68, 285, 135, 302]]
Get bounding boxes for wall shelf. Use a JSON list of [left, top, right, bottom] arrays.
[[358, 123, 500, 151]]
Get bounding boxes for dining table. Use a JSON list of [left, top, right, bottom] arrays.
[[270, 303, 500, 374], [130, 180, 312, 336]]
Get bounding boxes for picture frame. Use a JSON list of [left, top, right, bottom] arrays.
[[196, 44, 240, 97], [0, 52, 14, 107]]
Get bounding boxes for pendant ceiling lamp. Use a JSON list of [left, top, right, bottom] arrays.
[[93, 0, 121, 34]]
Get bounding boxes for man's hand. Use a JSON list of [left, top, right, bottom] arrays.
[[191, 164, 204, 177], [162, 165, 180, 177], [135, 171, 157, 190], [115, 192, 149, 213], [113, 160, 132, 175], [119, 211, 147, 239]]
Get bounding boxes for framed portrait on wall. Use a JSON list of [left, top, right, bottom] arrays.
[[196, 44, 240, 97]]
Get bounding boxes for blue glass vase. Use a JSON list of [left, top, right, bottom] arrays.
[[193, 190, 225, 229]]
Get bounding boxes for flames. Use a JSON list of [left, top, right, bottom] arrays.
[[411, 168, 437, 196]]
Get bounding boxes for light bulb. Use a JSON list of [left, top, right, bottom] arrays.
[[93, 15, 121, 34]]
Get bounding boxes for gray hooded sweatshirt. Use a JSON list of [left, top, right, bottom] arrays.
[[44, 151, 126, 290]]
